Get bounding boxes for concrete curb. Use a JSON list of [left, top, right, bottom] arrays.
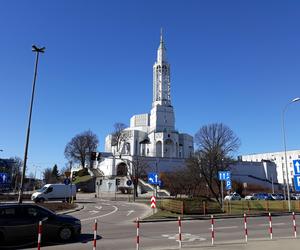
[[57, 203, 84, 215], [141, 211, 300, 223]]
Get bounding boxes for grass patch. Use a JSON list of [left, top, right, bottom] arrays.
[[145, 209, 181, 220]]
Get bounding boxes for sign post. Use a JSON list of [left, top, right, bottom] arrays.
[[150, 195, 156, 214], [218, 171, 231, 211]]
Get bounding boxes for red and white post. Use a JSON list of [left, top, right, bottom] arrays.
[[244, 213, 248, 243], [37, 221, 42, 250], [136, 217, 140, 250], [292, 212, 297, 238], [268, 212, 273, 240], [93, 219, 97, 250], [178, 216, 182, 248], [211, 215, 215, 245]]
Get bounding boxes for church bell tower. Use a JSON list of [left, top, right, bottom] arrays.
[[150, 30, 175, 133]]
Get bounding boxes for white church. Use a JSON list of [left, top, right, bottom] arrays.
[[92, 32, 194, 191]]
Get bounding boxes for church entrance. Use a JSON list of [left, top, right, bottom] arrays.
[[156, 141, 162, 157], [164, 139, 174, 157], [116, 162, 128, 176]]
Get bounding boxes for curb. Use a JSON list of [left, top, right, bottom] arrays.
[[57, 203, 84, 215], [141, 211, 300, 223]]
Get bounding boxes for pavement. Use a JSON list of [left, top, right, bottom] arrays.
[[143, 238, 300, 250], [2, 193, 299, 250], [56, 203, 84, 215]]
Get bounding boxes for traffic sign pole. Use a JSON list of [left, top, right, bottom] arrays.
[[221, 181, 224, 212]]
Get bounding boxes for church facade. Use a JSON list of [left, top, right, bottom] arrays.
[[94, 33, 193, 189]]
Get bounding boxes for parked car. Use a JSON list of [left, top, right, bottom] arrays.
[[224, 192, 241, 201], [270, 193, 284, 200], [0, 203, 81, 245], [31, 183, 76, 202], [245, 194, 257, 200], [253, 193, 273, 200]]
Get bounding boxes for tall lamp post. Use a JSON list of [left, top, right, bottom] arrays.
[[18, 45, 45, 203], [282, 97, 300, 212]]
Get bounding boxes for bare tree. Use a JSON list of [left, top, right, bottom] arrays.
[[120, 156, 149, 200], [189, 123, 240, 206], [64, 130, 99, 168], [9, 157, 23, 191], [43, 168, 54, 184], [111, 123, 131, 153]]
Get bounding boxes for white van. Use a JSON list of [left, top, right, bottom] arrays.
[[31, 183, 76, 202]]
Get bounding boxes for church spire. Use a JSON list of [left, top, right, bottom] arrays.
[[157, 28, 167, 63], [153, 29, 171, 106]]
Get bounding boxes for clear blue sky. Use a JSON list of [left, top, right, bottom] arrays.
[[1, 1, 300, 176]]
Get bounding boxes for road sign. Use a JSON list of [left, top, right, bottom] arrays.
[[150, 196, 156, 209], [293, 160, 300, 175], [225, 179, 232, 190], [148, 172, 159, 184], [294, 175, 300, 192], [64, 171, 71, 178], [218, 171, 230, 181], [126, 180, 132, 186], [64, 178, 71, 185], [0, 173, 10, 184]]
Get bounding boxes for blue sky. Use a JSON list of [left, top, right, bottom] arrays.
[[1, 1, 300, 176]]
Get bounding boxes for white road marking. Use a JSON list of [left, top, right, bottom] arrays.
[[126, 210, 134, 216], [89, 210, 99, 214], [258, 222, 286, 227], [95, 206, 102, 210], [162, 233, 206, 242], [102, 203, 111, 206], [81, 205, 118, 222], [214, 226, 238, 230]]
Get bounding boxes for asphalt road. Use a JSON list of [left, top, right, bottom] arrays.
[[21, 194, 300, 250]]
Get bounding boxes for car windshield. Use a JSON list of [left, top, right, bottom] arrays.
[[39, 186, 48, 193]]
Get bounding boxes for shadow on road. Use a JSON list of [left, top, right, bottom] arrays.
[[0, 234, 102, 249]]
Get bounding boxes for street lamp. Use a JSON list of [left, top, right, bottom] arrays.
[[282, 97, 300, 212], [18, 45, 45, 203]]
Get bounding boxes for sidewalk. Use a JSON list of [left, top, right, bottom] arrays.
[[145, 237, 300, 250]]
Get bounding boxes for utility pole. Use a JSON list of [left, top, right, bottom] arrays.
[[18, 45, 45, 203]]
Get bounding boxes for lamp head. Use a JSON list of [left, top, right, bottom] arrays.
[[32, 45, 45, 53], [292, 97, 300, 103]]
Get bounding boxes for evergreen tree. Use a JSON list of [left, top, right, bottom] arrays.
[[51, 164, 59, 180]]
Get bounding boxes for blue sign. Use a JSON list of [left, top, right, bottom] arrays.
[[226, 179, 232, 190], [0, 173, 10, 184], [293, 160, 300, 175], [218, 171, 230, 181], [64, 178, 70, 185], [126, 180, 132, 186], [148, 172, 159, 185], [294, 175, 300, 192]]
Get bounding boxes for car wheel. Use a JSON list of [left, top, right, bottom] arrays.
[[58, 226, 73, 241]]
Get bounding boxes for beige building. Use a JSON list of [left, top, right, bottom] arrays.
[[240, 150, 300, 185]]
